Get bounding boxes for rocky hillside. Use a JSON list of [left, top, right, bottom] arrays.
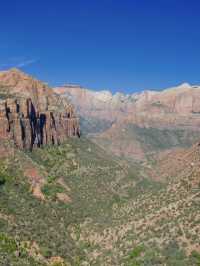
[[0, 127, 200, 265], [77, 142, 200, 265], [0, 69, 80, 150], [54, 83, 200, 161], [0, 134, 142, 265]]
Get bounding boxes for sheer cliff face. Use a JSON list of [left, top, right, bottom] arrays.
[[0, 69, 80, 150], [54, 83, 200, 161], [53, 85, 136, 122], [54, 83, 200, 127]]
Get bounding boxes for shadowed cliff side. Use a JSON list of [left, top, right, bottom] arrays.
[[0, 68, 80, 150]]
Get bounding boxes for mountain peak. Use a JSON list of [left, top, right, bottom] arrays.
[[9, 67, 23, 72], [178, 82, 191, 88], [163, 82, 192, 93], [0, 67, 31, 82], [7, 68, 28, 76]]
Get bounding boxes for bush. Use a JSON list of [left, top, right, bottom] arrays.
[[125, 245, 145, 266], [0, 233, 17, 254], [191, 251, 200, 266], [47, 175, 57, 183], [40, 246, 52, 258], [0, 164, 12, 186]]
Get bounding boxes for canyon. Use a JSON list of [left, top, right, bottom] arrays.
[[0, 70, 200, 265]]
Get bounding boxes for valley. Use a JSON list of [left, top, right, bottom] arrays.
[[0, 69, 199, 265]]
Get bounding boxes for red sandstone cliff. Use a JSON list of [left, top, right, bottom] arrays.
[[0, 68, 80, 150]]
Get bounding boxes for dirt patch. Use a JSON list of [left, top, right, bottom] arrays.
[[57, 192, 72, 203], [0, 212, 16, 225], [57, 178, 71, 192], [49, 256, 66, 265], [24, 168, 45, 200]]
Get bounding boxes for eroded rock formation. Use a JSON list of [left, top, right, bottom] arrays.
[[54, 82, 200, 161], [54, 82, 200, 126], [0, 68, 80, 150], [0, 97, 80, 150]]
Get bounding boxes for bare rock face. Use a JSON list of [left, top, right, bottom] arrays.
[[53, 85, 135, 122], [54, 82, 200, 127], [54, 83, 200, 161], [0, 69, 80, 150]]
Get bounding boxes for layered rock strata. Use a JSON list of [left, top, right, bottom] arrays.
[[0, 98, 80, 150], [0, 69, 80, 150]]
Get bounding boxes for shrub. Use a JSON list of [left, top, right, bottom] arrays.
[[0, 233, 17, 254]]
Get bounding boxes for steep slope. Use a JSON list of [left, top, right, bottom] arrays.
[[0, 136, 145, 266], [0, 69, 80, 150], [1, 133, 200, 265], [54, 83, 200, 161], [93, 122, 200, 161], [72, 142, 200, 265], [149, 141, 200, 181]]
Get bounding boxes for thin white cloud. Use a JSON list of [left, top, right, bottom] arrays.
[[0, 57, 39, 70], [15, 58, 39, 68]]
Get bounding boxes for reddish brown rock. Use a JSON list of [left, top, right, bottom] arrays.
[[0, 68, 80, 150]]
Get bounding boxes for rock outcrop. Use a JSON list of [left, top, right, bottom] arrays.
[[0, 69, 80, 150]]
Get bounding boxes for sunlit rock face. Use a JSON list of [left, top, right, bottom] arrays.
[[54, 82, 200, 127], [0, 68, 80, 150], [54, 82, 200, 161]]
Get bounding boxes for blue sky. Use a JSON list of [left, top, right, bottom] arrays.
[[1, 0, 200, 93]]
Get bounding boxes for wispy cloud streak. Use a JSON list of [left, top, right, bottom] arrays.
[[15, 58, 39, 68], [0, 57, 39, 70]]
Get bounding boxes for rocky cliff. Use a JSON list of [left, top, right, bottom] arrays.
[[54, 82, 200, 127], [54, 83, 200, 161], [53, 85, 135, 122], [0, 69, 80, 150]]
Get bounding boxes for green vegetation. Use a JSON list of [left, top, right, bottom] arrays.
[[191, 251, 200, 266], [0, 232, 45, 266], [0, 136, 199, 265], [93, 123, 200, 162], [131, 125, 200, 151], [125, 245, 144, 266]]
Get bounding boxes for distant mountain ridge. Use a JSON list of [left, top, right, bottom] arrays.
[[54, 82, 200, 119], [54, 82, 200, 161]]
